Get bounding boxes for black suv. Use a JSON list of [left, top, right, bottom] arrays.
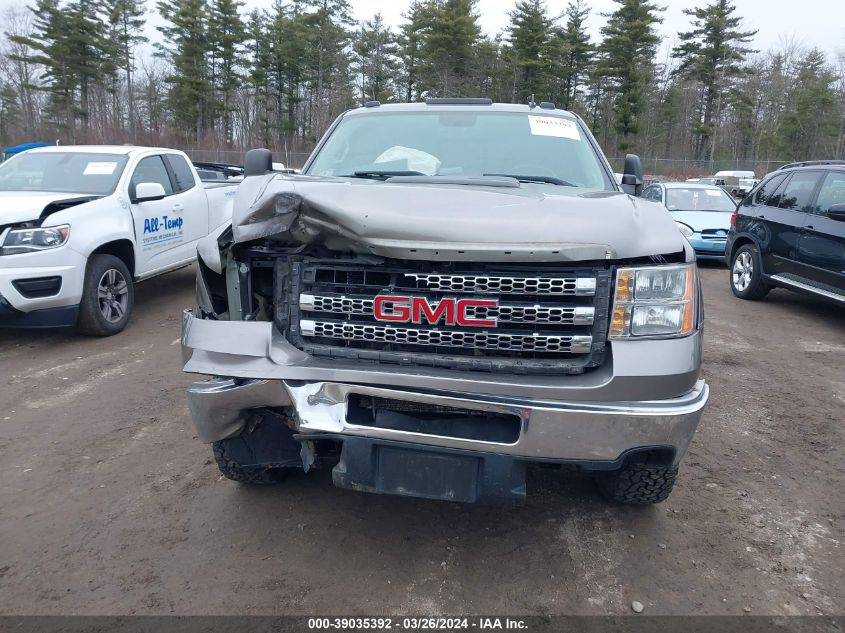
[[726, 161, 845, 305]]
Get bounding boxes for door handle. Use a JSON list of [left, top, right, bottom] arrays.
[[806, 225, 814, 230], [171, 203, 184, 213]]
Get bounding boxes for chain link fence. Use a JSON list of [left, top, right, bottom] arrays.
[[184, 148, 313, 169], [184, 149, 793, 179], [607, 157, 791, 179]]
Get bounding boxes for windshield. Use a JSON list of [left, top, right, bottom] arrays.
[[0, 152, 128, 195], [666, 187, 736, 212], [306, 111, 613, 190]]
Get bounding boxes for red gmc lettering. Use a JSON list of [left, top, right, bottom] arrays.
[[412, 298, 455, 324], [373, 296, 498, 327], [373, 295, 411, 321]]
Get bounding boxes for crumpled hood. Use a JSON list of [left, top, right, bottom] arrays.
[[233, 175, 690, 262], [670, 210, 733, 233], [0, 191, 94, 225]]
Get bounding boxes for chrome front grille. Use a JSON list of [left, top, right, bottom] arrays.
[[279, 258, 611, 375], [300, 320, 594, 353], [404, 273, 596, 295], [300, 293, 595, 326]]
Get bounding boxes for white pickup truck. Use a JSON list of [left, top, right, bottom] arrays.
[[0, 145, 237, 334]]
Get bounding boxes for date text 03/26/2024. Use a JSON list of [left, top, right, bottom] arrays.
[[307, 617, 529, 630]]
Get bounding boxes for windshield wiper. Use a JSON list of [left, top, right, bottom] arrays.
[[344, 170, 426, 180], [483, 173, 574, 186]]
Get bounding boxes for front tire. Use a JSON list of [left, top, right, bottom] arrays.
[[77, 254, 135, 336], [596, 462, 678, 505], [730, 244, 770, 300]]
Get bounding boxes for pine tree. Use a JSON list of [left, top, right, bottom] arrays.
[[245, 8, 273, 147], [672, 0, 757, 160], [418, 0, 482, 97], [778, 49, 838, 158], [596, 0, 662, 151], [104, 0, 147, 138], [396, 1, 426, 102], [157, 0, 211, 141], [353, 13, 399, 103], [208, 0, 245, 144], [505, 0, 551, 102], [548, 0, 592, 111], [63, 0, 108, 134]]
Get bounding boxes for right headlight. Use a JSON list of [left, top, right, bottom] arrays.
[[675, 221, 694, 238], [609, 263, 698, 339]]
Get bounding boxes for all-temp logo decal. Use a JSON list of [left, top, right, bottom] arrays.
[[142, 215, 184, 249]]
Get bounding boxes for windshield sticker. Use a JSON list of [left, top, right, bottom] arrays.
[[528, 116, 581, 140], [83, 161, 118, 176]]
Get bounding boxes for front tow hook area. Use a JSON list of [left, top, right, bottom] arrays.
[[332, 437, 528, 505]]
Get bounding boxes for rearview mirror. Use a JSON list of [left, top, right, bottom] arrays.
[[133, 182, 166, 203], [828, 203, 845, 221], [620, 154, 643, 196]]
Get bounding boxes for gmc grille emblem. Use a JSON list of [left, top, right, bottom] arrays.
[[373, 295, 498, 327]]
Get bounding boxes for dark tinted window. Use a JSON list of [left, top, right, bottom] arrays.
[[813, 171, 845, 215], [751, 173, 787, 206], [130, 156, 173, 198], [165, 154, 196, 193], [778, 171, 822, 211]]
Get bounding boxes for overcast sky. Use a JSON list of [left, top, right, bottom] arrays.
[[2, 0, 843, 60]]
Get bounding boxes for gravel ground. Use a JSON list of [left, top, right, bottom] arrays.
[[0, 263, 842, 616]]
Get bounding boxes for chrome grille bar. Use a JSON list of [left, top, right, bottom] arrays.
[[300, 319, 594, 354], [402, 273, 596, 296], [300, 293, 595, 325]]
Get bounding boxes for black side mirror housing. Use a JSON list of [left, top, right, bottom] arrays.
[[244, 148, 273, 177], [828, 203, 845, 221], [620, 154, 643, 196]]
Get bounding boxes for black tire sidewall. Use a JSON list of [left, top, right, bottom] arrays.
[[78, 254, 135, 336], [730, 244, 768, 300]]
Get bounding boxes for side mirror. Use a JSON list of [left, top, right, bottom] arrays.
[[244, 148, 273, 177], [828, 203, 845, 221], [134, 182, 166, 203], [620, 153, 643, 196]]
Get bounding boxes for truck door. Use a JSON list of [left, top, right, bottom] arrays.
[[161, 153, 209, 256], [800, 171, 845, 292], [129, 154, 206, 275]]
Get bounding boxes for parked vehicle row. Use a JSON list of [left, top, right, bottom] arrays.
[[0, 145, 238, 334]]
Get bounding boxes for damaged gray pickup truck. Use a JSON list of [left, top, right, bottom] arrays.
[[181, 99, 708, 505]]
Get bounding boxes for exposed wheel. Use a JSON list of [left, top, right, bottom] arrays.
[[77, 254, 135, 336], [596, 461, 678, 505], [212, 441, 290, 485], [730, 244, 770, 300]]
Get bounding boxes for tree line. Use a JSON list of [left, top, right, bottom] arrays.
[[1, 0, 844, 170]]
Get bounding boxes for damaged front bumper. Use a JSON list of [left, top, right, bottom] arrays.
[[182, 310, 708, 470]]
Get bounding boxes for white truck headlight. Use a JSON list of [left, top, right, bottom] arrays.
[[609, 264, 697, 338], [1, 224, 70, 254]]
